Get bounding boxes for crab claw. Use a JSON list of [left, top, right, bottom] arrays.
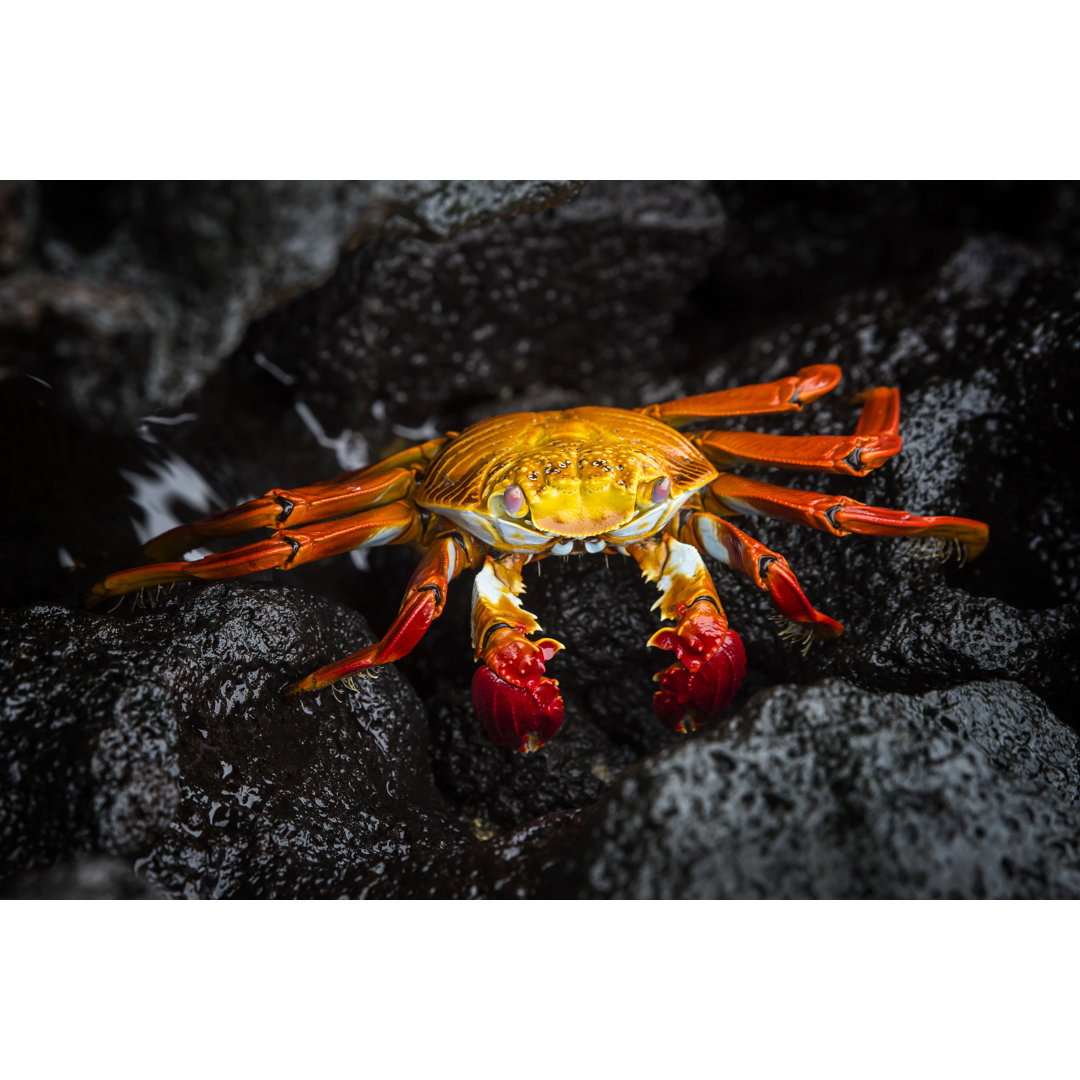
[[473, 630, 565, 752], [472, 667, 565, 752], [648, 606, 747, 734]]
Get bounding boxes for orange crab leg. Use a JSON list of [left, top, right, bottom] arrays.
[[639, 364, 841, 427], [705, 474, 990, 561], [144, 437, 448, 561], [87, 502, 423, 604], [625, 535, 746, 734], [677, 511, 843, 644], [470, 554, 565, 753], [287, 532, 477, 694], [693, 386, 902, 477]]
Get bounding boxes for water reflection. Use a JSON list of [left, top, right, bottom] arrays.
[[252, 351, 297, 386], [293, 400, 369, 471], [134, 413, 200, 443], [119, 452, 223, 552]]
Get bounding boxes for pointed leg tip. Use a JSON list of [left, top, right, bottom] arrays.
[[284, 676, 315, 697]]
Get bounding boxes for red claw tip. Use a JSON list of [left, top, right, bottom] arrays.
[[472, 667, 565, 753], [648, 610, 729, 671], [484, 633, 563, 690]]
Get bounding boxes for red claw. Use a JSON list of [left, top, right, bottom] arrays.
[[473, 628, 565, 752], [472, 668, 565, 752], [649, 609, 746, 734]]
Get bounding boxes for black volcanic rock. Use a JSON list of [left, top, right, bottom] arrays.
[[554, 680, 1080, 899], [232, 180, 726, 445], [0, 180, 586, 427], [0, 585, 464, 898]]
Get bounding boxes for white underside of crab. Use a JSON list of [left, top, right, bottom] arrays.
[[434, 490, 697, 554]]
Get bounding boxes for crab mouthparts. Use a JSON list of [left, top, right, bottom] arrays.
[[531, 506, 628, 537]]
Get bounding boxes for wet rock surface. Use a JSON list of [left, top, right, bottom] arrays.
[[3, 181, 1079, 898], [563, 680, 1080, 899], [0, 181, 585, 427], [0, 586, 461, 898]]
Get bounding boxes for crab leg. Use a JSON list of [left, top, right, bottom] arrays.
[[625, 535, 747, 734], [693, 386, 901, 477], [87, 502, 422, 604], [677, 511, 843, 647], [705, 474, 989, 562], [287, 532, 476, 694], [143, 436, 447, 561], [639, 365, 841, 427], [470, 554, 565, 753]]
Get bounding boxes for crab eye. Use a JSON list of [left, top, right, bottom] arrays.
[[636, 475, 672, 509], [502, 484, 526, 516]]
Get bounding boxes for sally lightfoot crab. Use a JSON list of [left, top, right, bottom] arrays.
[[88, 365, 988, 752]]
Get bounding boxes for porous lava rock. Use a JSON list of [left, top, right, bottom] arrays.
[[0, 585, 464, 898], [553, 680, 1080, 900], [376, 679, 1080, 899], [229, 180, 726, 453], [2, 856, 162, 899], [0, 181, 586, 427]]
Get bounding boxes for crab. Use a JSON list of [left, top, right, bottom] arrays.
[[88, 364, 989, 752]]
